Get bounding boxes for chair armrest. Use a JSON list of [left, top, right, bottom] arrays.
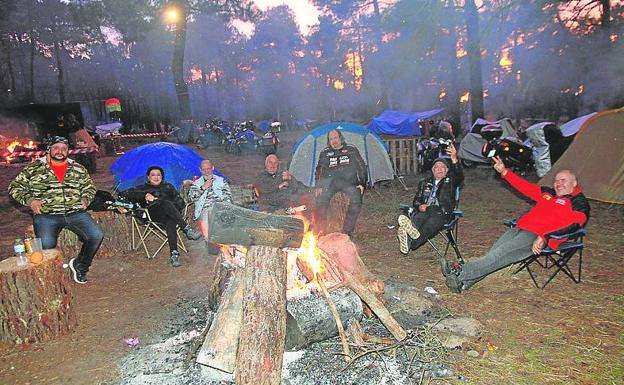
[[548, 229, 586, 240]]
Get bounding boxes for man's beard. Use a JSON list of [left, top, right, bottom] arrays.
[[51, 154, 68, 162]]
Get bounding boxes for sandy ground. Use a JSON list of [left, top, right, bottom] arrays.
[[1, 130, 622, 385]]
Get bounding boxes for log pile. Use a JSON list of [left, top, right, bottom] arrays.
[[0, 249, 76, 345], [197, 203, 406, 385]]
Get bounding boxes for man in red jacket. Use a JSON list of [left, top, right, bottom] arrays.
[[442, 156, 590, 293]]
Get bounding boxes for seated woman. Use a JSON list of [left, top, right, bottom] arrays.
[[397, 143, 463, 255], [122, 165, 201, 267]]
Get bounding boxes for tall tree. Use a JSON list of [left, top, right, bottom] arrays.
[[465, 0, 484, 119]]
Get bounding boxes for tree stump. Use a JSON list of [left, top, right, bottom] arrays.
[[56, 210, 132, 258], [235, 245, 287, 385], [0, 249, 76, 345]]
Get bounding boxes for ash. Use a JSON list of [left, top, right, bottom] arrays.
[[282, 317, 453, 385]]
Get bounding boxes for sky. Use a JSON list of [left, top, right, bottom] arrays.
[[233, 0, 321, 36]]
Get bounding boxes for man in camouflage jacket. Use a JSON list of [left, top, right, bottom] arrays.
[[8, 136, 103, 284]]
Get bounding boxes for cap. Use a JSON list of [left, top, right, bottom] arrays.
[[432, 157, 450, 168], [46, 136, 69, 151]]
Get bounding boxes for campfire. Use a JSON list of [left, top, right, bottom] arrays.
[[197, 202, 409, 383], [1, 137, 38, 163]]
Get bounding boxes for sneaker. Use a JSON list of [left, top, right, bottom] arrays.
[[69, 258, 87, 284], [439, 257, 464, 277], [397, 227, 410, 255], [445, 274, 463, 294], [170, 250, 182, 267], [398, 215, 420, 239], [183, 224, 201, 240]]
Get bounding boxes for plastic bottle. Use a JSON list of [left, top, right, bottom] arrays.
[[14, 238, 28, 267]]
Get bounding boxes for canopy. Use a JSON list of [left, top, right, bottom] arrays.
[[540, 108, 624, 204], [367, 108, 444, 136], [289, 122, 394, 187], [111, 142, 224, 191]]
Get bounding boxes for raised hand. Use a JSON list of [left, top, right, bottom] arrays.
[[492, 156, 507, 175], [447, 143, 458, 163]]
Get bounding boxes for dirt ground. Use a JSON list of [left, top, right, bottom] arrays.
[[1, 129, 622, 385]]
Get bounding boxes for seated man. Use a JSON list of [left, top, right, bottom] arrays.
[[188, 159, 232, 252], [397, 143, 463, 254], [254, 154, 310, 214], [8, 136, 104, 284], [122, 166, 201, 267], [441, 156, 590, 293]]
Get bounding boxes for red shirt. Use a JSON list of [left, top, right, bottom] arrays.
[[49, 161, 69, 183]]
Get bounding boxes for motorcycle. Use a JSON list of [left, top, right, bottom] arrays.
[[255, 130, 280, 155]]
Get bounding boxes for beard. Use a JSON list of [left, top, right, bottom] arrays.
[[51, 153, 68, 162]]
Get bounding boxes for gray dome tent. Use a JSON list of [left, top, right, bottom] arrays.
[[289, 122, 394, 187]]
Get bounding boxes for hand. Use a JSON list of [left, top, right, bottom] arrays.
[[314, 187, 323, 197], [145, 193, 156, 203], [81, 199, 89, 209], [29, 199, 43, 214], [202, 176, 214, 190], [281, 170, 291, 181], [278, 181, 289, 189], [532, 236, 546, 255], [447, 143, 458, 163], [357, 185, 364, 194], [493, 156, 507, 175], [418, 204, 428, 212]]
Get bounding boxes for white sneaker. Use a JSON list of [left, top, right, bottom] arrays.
[[397, 227, 410, 255], [398, 215, 420, 239]]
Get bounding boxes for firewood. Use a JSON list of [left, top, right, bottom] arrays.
[[0, 249, 76, 345], [208, 202, 305, 248], [197, 270, 245, 374], [235, 245, 287, 385], [347, 319, 366, 347], [316, 275, 351, 362], [285, 288, 363, 350]]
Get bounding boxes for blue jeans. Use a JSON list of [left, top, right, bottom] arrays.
[[458, 227, 536, 289], [34, 211, 104, 273]]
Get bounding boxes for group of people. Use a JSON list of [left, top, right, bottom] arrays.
[[8, 129, 590, 294]]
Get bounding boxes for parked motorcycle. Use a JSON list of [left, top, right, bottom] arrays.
[[255, 130, 280, 155]]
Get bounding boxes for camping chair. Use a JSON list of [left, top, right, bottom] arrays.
[[130, 207, 188, 259], [399, 187, 464, 263], [505, 220, 586, 289]]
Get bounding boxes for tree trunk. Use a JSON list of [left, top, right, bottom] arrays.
[[53, 37, 66, 103], [0, 37, 16, 99], [171, 0, 191, 120], [465, 0, 484, 120], [208, 202, 305, 249], [0, 249, 76, 345], [285, 287, 363, 350], [235, 245, 287, 385], [28, 0, 36, 102]]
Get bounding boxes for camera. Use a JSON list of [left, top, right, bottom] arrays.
[[438, 138, 453, 151]]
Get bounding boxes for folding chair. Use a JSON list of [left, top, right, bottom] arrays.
[[399, 187, 464, 263], [130, 208, 188, 259], [506, 220, 586, 288]]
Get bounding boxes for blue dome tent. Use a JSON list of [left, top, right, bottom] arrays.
[[289, 122, 395, 187], [367, 108, 444, 136], [111, 142, 224, 191]]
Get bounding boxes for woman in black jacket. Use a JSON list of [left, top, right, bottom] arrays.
[[397, 144, 463, 254], [122, 166, 201, 267]]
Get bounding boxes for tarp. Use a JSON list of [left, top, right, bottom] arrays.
[[367, 108, 444, 136], [110, 142, 224, 191], [289, 122, 394, 187], [540, 108, 624, 204], [526, 122, 556, 177], [559, 112, 596, 137], [459, 117, 520, 164]]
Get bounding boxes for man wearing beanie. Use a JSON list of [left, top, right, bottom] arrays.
[[9, 136, 103, 284], [397, 143, 463, 254]]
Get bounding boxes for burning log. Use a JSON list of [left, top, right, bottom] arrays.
[[0, 249, 76, 345], [315, 233, 407, 342], [235, 245, 287, 385], [285, 288, 363, 351], [208, 202, 305, 249]]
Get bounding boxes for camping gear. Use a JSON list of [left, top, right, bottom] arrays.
[[289, 122, 394, 187], [367, 108, 444, 137], [110, 142, 224, 191], [525, 122, 557, 177], [539, 108, 624, 204]]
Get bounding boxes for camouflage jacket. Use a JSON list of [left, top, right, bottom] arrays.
[[8, 156, 96, 215]]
